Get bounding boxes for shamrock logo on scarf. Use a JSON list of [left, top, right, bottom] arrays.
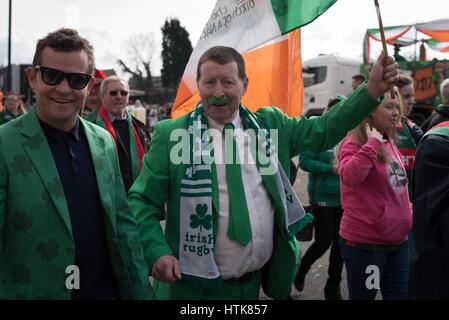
[[189, 203, 212, 232]]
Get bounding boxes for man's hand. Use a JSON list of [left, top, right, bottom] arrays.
[[365, 50, 399, 100], [152, 255, 182, 283]]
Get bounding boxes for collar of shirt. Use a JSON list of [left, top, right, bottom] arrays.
[[207, 112, 242, 133], [39, 117, 80, 141], [107, 110, 127, 122]]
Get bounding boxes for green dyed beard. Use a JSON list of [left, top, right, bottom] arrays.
[[207, 95, 230, 106]]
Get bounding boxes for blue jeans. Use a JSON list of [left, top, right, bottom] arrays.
[[340, 243, 410, 300]]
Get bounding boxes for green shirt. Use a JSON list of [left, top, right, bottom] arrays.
[[395, 118, 417, 197]]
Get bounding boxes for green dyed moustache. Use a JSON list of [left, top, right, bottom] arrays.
[[207, 96, 230, 106]]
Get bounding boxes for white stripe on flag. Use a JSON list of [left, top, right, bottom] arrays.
[[182, 0, 281, 92]]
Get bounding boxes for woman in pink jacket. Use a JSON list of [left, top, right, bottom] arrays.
[[338, 90, 412, 300]]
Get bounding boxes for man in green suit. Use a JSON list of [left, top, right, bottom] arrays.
[[0, 28, 154, 300], [128, 46, 399, 300]]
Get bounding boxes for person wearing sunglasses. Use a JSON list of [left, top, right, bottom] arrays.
[[0, 92, 27, 126], [0, 28, 154, 300], [86, 75, 150, 193]]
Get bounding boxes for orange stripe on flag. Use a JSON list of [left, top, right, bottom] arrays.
[[417, 29, 449, 42], [172, 80, 200, 119], [241, 29, 302, 117], [288, 29, 303, 117], [172, 29, 303, 119]]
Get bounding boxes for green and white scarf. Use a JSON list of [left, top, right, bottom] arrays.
[[179, 102, 310, 287]]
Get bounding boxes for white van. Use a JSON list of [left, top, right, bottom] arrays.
[[302, 55, 362, 116]]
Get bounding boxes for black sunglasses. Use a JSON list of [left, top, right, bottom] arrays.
[[34, 65, 92, 90], [108, 90, 129, 96]]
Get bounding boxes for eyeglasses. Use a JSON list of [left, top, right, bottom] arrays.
[[34, 65, 92, 90], [108, 90, 129, 96]]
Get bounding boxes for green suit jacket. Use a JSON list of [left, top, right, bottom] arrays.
[[0, 108, 154, 300], [128, 86, 380, 299]]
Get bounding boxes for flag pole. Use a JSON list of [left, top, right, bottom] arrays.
[[374, 0, 395, 98]]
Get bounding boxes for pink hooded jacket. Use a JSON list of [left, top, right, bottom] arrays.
[[338, 135, 412, 245]]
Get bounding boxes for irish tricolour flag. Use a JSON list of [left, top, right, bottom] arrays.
[[172, 0, 337, 118]]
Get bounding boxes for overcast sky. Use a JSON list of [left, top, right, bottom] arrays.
[[1, 0, 448, 77]]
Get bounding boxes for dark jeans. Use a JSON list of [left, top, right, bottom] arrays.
[[340, 243, 410, 300], [297, 205, 343, 286]]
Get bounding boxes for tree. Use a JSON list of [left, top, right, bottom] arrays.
[[161, 18, 193, 90], [116, 32, 155, 100]]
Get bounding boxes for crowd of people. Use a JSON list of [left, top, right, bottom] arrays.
[[292, 71, 449, 300], [0, 27, 448, 301]]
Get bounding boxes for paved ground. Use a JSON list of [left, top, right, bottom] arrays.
[[293, 167, 350, 300]]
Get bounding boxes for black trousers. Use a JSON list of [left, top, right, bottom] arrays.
[[298, 204, 344, 285]]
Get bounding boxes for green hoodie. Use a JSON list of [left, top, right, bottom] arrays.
[[299, 148, 341, 206]]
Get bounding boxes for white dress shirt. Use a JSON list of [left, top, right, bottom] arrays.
[[207, 113, 275, 279], [107, 110, 127, 122]]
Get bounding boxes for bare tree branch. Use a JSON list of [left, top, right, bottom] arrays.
[[116, 59, 138, 78], [115, 32, 155, 98]]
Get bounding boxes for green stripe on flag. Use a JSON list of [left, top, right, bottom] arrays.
[[270, 0, 337, 34]]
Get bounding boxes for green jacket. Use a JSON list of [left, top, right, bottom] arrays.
[[128, 85, 380, 300], [0, 108, 154, 300], [299, 149, 341, 207]]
